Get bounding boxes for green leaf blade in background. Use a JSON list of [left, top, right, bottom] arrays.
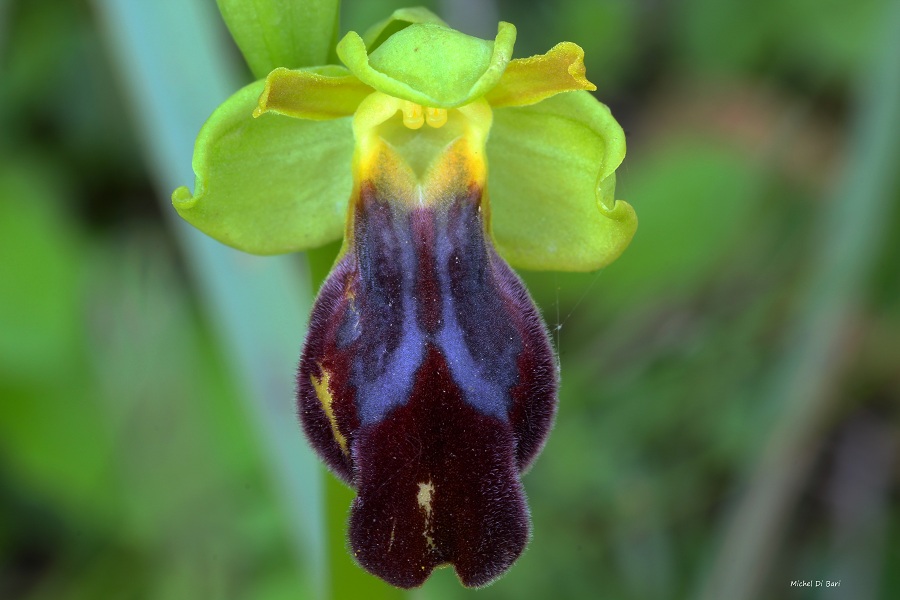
[[217, 0, 342, 77], [698, 0, 900, 598], [91, 0, 327, 596]]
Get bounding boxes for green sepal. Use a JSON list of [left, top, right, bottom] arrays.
[[487, 90, 637, 271], [254, 66, 373, 119], [337, 21, 517, 108], [216, 0, 341, 78], [172, 78, 353, 254], [362, 7, 448, 50]]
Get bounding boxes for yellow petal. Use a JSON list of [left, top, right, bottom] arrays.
[[486, 42, 596, 108], [254, 65, 374, 119]]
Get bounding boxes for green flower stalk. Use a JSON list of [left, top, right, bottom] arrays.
[[173, 4, 636, 589]]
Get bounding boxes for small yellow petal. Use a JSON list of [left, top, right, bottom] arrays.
[[255, 66, 373, 120], [486, 42, 596, 108]]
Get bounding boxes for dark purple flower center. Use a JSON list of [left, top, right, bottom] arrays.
[[297, 173, 557, 588]]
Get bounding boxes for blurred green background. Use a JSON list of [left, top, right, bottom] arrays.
[[1, 0, 899, 598]]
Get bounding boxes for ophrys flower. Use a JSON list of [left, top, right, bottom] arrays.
[[173, 6, 636, 589]]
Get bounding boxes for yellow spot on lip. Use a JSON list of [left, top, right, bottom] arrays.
[[388, 518, 396, 552], [417, 481, 435, 515], [417, 481, 437, 550], [311, 366, 349, 456]]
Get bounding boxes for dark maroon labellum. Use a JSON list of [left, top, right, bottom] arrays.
[[297, 175, 557, 588]]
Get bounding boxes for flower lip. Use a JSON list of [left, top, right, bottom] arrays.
[[336, 21, 517, 109]]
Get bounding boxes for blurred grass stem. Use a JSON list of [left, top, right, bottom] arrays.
[[91, 0, 326, 596], [438, 0, 498, 38], [698, 3, 900, 600]]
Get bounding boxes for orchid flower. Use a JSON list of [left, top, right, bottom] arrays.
[[173, 4, 636, 589]]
